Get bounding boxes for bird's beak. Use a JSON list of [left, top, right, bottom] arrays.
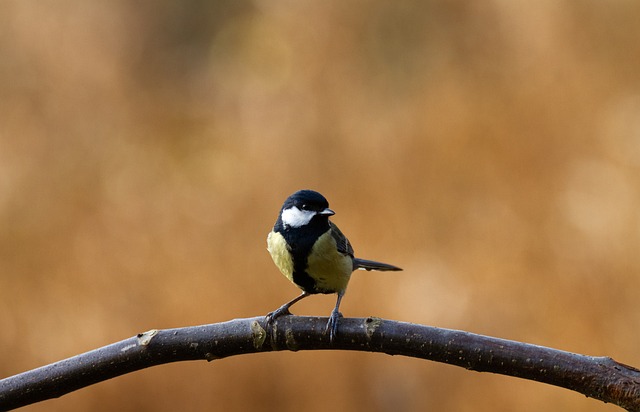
[[319, 208, 335, 216]]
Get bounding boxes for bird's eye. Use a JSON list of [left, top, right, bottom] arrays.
[[301, 204, 308, 210]]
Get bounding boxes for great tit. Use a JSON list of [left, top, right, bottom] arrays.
[[265, 189, 402, 342]]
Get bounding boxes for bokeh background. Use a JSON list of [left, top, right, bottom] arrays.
[[1, 1, 639, 411]]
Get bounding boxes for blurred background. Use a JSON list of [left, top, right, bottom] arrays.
[[1, 1, 639, 411]]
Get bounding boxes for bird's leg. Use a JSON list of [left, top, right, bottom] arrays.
[[325, 291, 345, 343], [265, 291, 311, 327]]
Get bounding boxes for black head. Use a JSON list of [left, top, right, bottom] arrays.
[[276, 190, 335, 230], [282, 190, 330, 213]]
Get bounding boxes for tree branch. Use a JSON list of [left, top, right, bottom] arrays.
[[1, 316, 639, 411]]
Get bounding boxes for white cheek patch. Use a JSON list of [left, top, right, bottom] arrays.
[[281, 206, 316, 228]]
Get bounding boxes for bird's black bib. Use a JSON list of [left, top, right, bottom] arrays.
[[274, 215, 330, 294]]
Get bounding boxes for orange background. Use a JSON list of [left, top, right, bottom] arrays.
[[1, 2, 639, 411]]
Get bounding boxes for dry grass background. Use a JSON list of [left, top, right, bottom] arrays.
[[1, 1, 639, 411]]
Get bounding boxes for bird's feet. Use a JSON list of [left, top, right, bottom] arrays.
[[265, 304, 292, 329], [325, 309, 343, 343]]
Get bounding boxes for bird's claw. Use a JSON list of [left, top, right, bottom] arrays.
[[265, 305, 292, 328], [325, 310, 343, 343]]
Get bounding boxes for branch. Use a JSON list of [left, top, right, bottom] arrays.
[[1, 316, 639, 411]]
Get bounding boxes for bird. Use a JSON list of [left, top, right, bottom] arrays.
[[265, 189, 402, 342]]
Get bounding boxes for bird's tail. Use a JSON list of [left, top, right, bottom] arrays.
[[353, 258, 402, 272]]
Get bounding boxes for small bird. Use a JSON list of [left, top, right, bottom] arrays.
[[265, 189, 402, 342]]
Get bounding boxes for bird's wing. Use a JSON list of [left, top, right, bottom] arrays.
[[329, 221, 354, 257]]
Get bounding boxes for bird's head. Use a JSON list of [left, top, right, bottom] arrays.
[[280, 190, 335, 229]]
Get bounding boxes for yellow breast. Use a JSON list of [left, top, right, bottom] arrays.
[[267, 231, 294, 283], [267, 229, 353, 294], [306, 231, 353, 293]]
